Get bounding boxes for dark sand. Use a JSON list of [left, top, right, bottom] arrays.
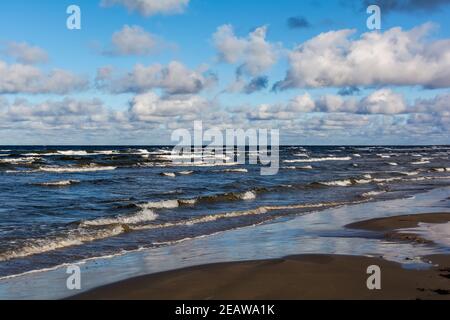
[[72, 212, 450, 300]]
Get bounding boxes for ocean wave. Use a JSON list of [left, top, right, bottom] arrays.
[[35, 180, 80, 187], [0, 198, 364, 262], [0, 157, 41, 164], [137, 199, 356, 232], [140, 190, 259, 210], [398, 171, 420, 176], [388, 162, 398, 166], [0, 225, 126, 262], [431, 168, 450, 172], [81, 209, 158, 227], [160, 170, 195, 177], [140, 199, 182, 209], [160, 172, 176, 178], [173, 161, 239, 167], [283, 165, 313, 170], [37, 165, 117, 173], [178, 170, 194, 175], [320, 179, 354, 187], [412, 160, 431, 165], [319, 174, 373, 187], [362, 190, 386, 198], [284, 156, 351, 163], [220, 168, 248, 173]]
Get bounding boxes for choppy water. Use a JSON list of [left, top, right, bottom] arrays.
[[0, 145, 449, 278]]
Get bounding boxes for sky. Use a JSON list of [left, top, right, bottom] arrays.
[[0, 0, 449, 145]]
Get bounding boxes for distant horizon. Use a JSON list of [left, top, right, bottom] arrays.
[[1, 144, 449, 147]]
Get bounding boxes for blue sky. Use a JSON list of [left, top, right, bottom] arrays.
[[0, 0, 449, 145]]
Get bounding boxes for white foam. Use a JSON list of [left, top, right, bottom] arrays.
[[412, 160, 430, 165], [37, 180, 80, 187], [221, 168, 248, 173], [38, 165, 117, 173], [0, 157, 40, 164], [398, 171, 419, 176], [294, 153, 309, 157], [320, 179, 354, 187], [362, 190, 386, 198], [431, 168, 450, 172], [141, 199, 180, 209], [57, 150, 90, 156], [81, 209, 158, 227], [283, 165, 313, 170], [173, 161, 239, 167], [388, 162, 398, 166], [161, 172, 176, 178], [178, 170, 194, 175], [240, 191, 256, 200], [284, 157, 351, 163], [0, 226, 126, 262]]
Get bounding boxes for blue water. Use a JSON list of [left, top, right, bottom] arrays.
[[0, 145, 449, 277]]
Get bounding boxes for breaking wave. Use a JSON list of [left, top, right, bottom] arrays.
[[35, 180, 80, 187], [284, 156, 351, 163], [81, 209, 158, 227], [37, 165, 117, 173]]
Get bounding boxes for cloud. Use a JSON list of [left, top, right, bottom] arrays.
[[274, 24, 450, 90], [104, 25, 162, 56], [213, 24, 279, 77], [341, 0, 450, 13], [129, 92, 210, 122], [359, 89, 407, 114], [0, 60, 88, 94], [241, 89, 435, 119], [286, 93, 317, 112], [97, 61, 217, 95], [0, 97, 116, 130], [3, 42, 48, 64], [100, 0, 190, 16], [287, 16, 311, 29]]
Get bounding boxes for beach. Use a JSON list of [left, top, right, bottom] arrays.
[[72, 212, 450, 300]]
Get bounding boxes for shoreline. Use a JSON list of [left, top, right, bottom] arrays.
[[1, 187, 449, 300], [72, 211, 450, 300]]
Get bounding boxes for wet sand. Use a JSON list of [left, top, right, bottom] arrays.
[[72, 212, 450, 300], [347, 212, 450, 244]]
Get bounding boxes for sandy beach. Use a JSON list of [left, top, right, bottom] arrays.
[[72, 212, 450, 300]]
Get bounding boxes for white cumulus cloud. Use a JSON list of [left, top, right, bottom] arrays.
[[101, 0, 190, 16], [104, 25, 161, 56], [4, 42, 48, 64], [97, 61, 217, 95], [275, 23, 450, 90], [0, 60, 88, 94], [213, 24, 279, 77]]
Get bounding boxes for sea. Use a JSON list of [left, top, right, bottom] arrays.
[[0, 145, 449, 279]]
